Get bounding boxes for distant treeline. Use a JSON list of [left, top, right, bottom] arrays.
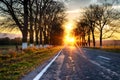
[[0, 37, 22, 45]]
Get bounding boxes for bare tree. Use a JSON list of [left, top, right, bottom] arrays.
[[0, 0, 66, 48], [82, 5, 97, 47], [82, 3, 120, 48], [93, 4, 119, 48], [0, 0, 29, 49], [44, 1, 66, 45], [28, 0, 35, 47], [34, 0, 39, 46], [76, 18, 90, 47]]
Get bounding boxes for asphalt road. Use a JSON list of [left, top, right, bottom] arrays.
[[22, 46, 120, 80]]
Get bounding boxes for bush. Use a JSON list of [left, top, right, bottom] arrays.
[[8, 50, 17, 58], [23, 47, 38, 54], [0, 54, 11, 60]]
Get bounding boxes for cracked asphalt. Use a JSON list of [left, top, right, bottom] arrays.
[[22, 46, 120, 80]]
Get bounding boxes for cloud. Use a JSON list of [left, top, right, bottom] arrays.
[[66, 9, 80, 13], [65, 0, 120, 10], [65, 0, 92, 10], [0, 33, 22, 39], [65, 0, 120, 22]]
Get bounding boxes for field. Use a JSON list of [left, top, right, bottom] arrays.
[[89, 40, 120, 53], [0, 46, 62, 80], [101, 46, 120, 53], [88, 46, 120, 53]]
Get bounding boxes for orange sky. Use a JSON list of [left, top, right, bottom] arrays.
[[0, 0, 120, 40]]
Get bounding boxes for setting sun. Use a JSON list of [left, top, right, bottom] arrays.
[[63, 21, 77, 45], [64, 36, 76, 45]]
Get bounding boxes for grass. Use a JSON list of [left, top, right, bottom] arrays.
[[101, 46, 120, 53], [0, 45, 21, 51], [88, 46, 120, 53], [0, 46, 63, 80]]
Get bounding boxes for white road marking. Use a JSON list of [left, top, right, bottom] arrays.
[[33, 49, 62, 80], [55, 53, 65, 80], [65, 76, 69, 80], [98, 56, 111, 60], [73, 67, 75, 72], [66, 63, 70, 69], [69, 56, 74, 63], [89, 60, 119, 76]]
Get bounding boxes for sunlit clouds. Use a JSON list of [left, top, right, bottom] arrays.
[[65, 0, 120, 20], [64, 0, 120, 41]]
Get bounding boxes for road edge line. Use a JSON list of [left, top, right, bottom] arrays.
[[33, 49, 62, 80]]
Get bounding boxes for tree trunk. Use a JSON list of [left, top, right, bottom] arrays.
[[88, 30, 90, 47], [43, 25, 48, 47], [40, 27, 43, 47], [35, 0, 39, 47], [35, 30, 39, 45], [29, 29, 34, 46], [22, 0, 28, 49], [82, 36, 85, 47], [29, 1, 34, 47], [100, 29, 102, 48], [48, 30, 51, 45], [50, 31, 52, 45], [22, 30, 28, 49], [91, 29, 95, 47]]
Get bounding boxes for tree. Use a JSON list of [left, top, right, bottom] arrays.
[[44, 1, 66, 45], [0, 37, 10, 45], [93, 4, 119, 48], [81, 5, 97, 47], [76, 19, 89, 46], [28, 0, 35, 47], [33, 0, 66, 47], [0, 0, 29, 49], [0, 0, 66, 48], [80, 3, 120, 48]]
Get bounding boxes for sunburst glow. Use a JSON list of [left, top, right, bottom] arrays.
[[63, 21, 76, 45]]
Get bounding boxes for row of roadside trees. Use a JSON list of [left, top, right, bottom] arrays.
[[75, 2, 120, 48], [0, 0, 66, 49]]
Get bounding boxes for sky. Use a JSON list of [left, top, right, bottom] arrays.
[[63, 0, 120, 40], [0, 0, 120, 39], [64, 0, 120, 20], [0, 33, 22, 39], [65, 0, 120, 10]]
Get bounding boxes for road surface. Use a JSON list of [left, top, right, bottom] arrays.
[[22, 46, 120, 80]]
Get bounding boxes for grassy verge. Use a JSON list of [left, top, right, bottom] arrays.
[[0, 46, 63, 80], [0, 45, 21, 49], [87, 46, 120, 53], [101, 47, 120, 53]]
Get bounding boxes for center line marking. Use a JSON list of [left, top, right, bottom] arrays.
[[98, 56, 111, 60], [33, 49, 62, 80]]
